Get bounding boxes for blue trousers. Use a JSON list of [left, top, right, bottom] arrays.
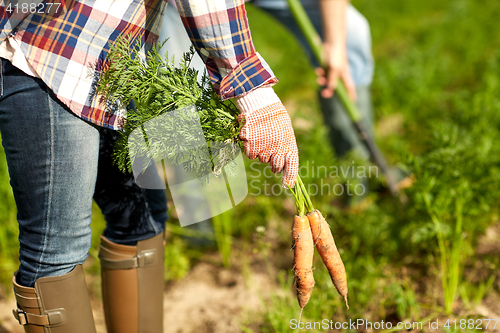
[[0, 58, 167, 287]]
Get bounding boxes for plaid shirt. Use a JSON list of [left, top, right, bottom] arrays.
[[0, 0, 278, 129]]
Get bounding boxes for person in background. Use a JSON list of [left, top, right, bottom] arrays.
[[252, 0, 412, 198], [253, 0, 375, 162], [0, 1, 298, 332]]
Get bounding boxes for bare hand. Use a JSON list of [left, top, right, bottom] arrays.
[[315, 42, 356, 101]]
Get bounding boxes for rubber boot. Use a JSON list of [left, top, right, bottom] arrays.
[[12, 265, 97, 333], [99, 233, 165, 333]]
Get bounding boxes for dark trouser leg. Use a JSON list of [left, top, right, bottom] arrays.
[[320, 85, 373, 160], [94, 128, 167, 332]]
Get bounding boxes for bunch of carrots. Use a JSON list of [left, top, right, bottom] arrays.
[[289, 175, 349, 319], [95, 35, 347, 319]]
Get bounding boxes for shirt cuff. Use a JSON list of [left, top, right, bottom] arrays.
[[234, 86, 282, 115], [219, 52, 279, 101]]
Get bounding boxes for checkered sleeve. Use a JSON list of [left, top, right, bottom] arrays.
[[174, 0, 278, 100], [1, 0, 167, 129]]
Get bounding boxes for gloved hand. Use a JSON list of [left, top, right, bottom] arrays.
[[235, 87, 299, 188]]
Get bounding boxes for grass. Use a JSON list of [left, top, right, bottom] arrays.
[[212, 210, 233, 267], [423, 189, 466, 315], [240, 0, 500, 330], [0, 0, 499, 331], [0, 146, 18, 288]]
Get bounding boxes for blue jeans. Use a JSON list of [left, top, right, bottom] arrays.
[[0, 58, 167, 287]]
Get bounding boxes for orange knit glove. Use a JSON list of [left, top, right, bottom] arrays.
[[235, 87, 299, 188]]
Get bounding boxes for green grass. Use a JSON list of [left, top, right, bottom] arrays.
[[239, 0, 500, 330], [0, 0, 499, 331], [0, 145, 18, 287]]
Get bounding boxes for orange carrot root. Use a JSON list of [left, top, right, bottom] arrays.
[[292, 215, 315, 315], [307, 209, 349, 309]]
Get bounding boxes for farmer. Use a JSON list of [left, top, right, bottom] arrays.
[[252, 0, 375, 161], [0, 1, 298, 332], [252, 0, 413, 198]]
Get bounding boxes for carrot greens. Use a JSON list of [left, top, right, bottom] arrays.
[[95, 36, 242, 184]]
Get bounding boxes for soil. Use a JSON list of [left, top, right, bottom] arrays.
[[162, 261, 270, 333], [0, 260, 272, 333], [1, 224, 499, 333]]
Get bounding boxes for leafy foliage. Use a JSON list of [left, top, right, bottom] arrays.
[[1, 1, 499, 329]]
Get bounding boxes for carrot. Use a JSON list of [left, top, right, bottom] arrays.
[[307, 209, 349, 309], [292, 214, 315, 319]]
